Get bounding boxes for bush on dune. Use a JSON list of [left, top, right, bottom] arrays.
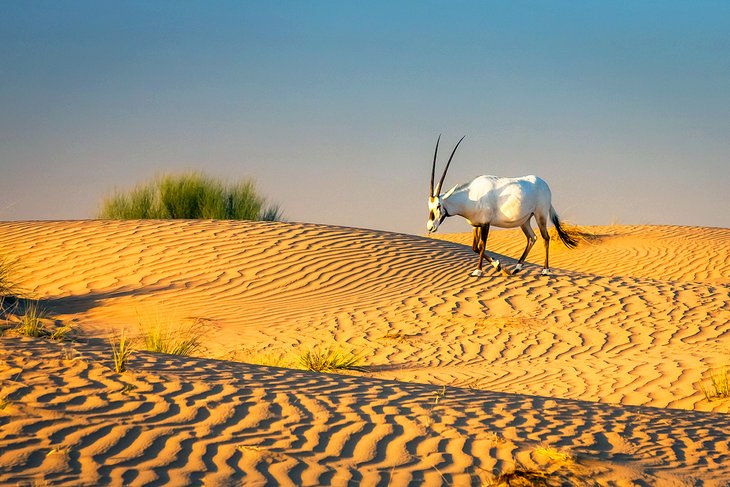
[[98, 172, 283, 221]]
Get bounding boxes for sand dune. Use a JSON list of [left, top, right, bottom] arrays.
[[1, 219, 729, 484]]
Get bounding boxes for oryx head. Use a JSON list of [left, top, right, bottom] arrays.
[[427, 135, 465, 233]]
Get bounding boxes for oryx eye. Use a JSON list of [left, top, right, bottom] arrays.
[[429, 211, 435, 220]]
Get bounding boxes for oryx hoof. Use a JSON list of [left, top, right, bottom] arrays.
[[541, 268, 552, 276], [470, 269, 484, 277], [491, 259, 501, 270], [513, 263, 524, 274]]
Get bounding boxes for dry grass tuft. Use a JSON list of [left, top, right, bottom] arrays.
[[14, 300, 48, 338], [0, 394, 10, 412], [110, 329, 135, 373], [141, 314, 208, 356], [533, 446, 575, 464], [698, 365, 730, 401], [246, 352, 292, 368], [8, 300, 77, 341], [297, 345, 365, 372]]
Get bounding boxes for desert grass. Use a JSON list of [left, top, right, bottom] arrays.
[[110, 329, 135, 373], [699, 365, 730, 401], [0, 255, 15, 297], [8, 300, 77, 341], [0, 390, 9, 412], [297, 345, 365, 373], [0, 255, 24, 317], [98, 171, 283, 221], [14, 300, 47, 338], [141, 315, 208, 356], [246, 352, 292, 368]]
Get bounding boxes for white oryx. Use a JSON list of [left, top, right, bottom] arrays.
[[427, 135, 578, 277]]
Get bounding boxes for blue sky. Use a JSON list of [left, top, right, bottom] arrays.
[[2, 1, 729, 234]]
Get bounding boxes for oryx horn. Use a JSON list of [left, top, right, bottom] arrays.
[[431, 134, 441, 197], [435, 135, 465, 195]]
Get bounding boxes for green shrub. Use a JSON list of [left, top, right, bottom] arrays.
[[98, 172, 282, 221]]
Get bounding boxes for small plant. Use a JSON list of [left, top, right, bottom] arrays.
[[533, 446, 574, 464], [297, 345, 365, 372], [110, 329, 135, 373], [487, 465, 552, 486], [14, 300, 48, 338], [50, 323, 77, 342], [699, 366, 730, 401], [0, 395, 10, 412], [248, 352, 292, 368], [141, 315, 208, 356], [0, 255, 17, 298]]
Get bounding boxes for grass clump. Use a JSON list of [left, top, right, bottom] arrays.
[[297, 345, 365, 373], [0, 255, 16, 298], [98, 171, 283, 221], [7, 300, 76, 341], [141, 316, 208, 356], [14, 300, 48, 338], [110, 329, 135, 373], [699, 365, 730, 401]]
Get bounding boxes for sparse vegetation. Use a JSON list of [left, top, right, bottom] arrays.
[[0, 255, 15, 297], [297, 345, 365, 372], [246, 352, 292, 368], [699, 365, 730, 401], [0, 394, 10, 412], [110, 329, 135, 373], [7, 300, 76, 341], [141, 316, 208, 356], [14, 300, 47, 338], [98, 171, 283, 221], [0, 255, 24, 318]]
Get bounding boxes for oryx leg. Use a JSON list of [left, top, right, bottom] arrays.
[[471, 226, 481, 253], [471, 224, 510, 277], [536, 214, 551, 275], [513, 221, 537, 274]]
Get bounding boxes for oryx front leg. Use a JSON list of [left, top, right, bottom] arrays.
[[470, 224, 511, 277]]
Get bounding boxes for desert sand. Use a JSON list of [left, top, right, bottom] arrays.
[[1, 219, 729, 485]]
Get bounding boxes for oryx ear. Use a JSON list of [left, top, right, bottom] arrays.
[[430, 134, 441, 197], [435, 135, 465, 195]]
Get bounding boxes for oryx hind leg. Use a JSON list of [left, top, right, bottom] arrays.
[[536, 213, 551, 275], [513, 221, 537, 274]]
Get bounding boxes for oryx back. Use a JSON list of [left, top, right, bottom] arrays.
[[455, 175, 551, 228]]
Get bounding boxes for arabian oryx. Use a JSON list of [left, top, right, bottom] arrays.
[[427, 136, 578, 277]]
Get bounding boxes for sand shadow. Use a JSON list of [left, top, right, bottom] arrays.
[[1, 283, 178, 318]]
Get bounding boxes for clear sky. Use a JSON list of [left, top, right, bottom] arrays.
[[2, 1, 729, 234]]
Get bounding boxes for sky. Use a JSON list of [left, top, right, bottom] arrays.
[[1, 1, 729, 235]]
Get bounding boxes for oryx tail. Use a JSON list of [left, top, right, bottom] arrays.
[[550, 206, 579, 249]]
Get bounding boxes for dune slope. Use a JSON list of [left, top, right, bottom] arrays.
[[1, 220, 729, 484]]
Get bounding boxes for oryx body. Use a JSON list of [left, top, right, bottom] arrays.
[[427, 136, 577, 277]]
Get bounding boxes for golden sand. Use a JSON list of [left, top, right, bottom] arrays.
[[1, 220, 729, 485]]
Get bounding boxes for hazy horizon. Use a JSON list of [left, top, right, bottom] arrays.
[[2, 1, 729, 235]]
